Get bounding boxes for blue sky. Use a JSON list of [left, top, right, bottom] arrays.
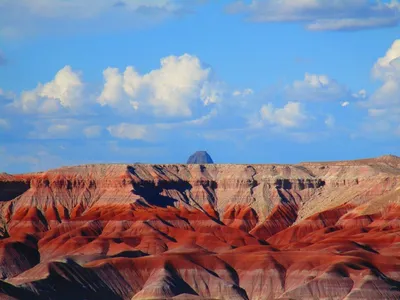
[[0, 0, 399, 173]]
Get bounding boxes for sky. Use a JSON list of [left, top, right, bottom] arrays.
[[0, 0, 399, 173]]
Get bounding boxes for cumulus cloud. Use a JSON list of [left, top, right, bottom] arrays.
[[366, 41, 400, 114], [200, 81, 224, 106], [372, 40, 400, 80], [286, 73, 351, 102], [359, 40, 400, 137], [98, 68, 125, 108], [40, 66, 83, 108], [98, 54, 220, 117], [341, 101, 350, 107], [366, 40, 400, 108], [227, 0, 400, 31], [259, 102, 308, 128], [13, 66, 84, 113]]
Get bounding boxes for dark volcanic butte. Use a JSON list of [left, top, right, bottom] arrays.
[[187, 151, 214, 164], [0, 156, 399, 299]]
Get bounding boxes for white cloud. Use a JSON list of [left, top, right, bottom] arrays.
[[359, 39, 400, 137], [13, 66, 84, 113], [40, 66, 83, 108], [107, 123, 150, 140], [98, 67, 124, 108], [232, 88, 254, 97], [200, 81, 224, 106], [307, 17, 399, 31], [227, 0, 400, 31], [365, 40, 400, 108], [372, 40, 400, 80], [341, 101, 350, 107], [365, 40, 400, 110], [286, 73, 350, 102], [185, 109, 218, 126], [83, 125, 102, 138], [369, 78, 400, 108], [352, 89, 367, 99], [98, 54, 220, 117], [260, 102, 308, 128]]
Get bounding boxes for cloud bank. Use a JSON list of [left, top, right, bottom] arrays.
[[227, 0, 400, 31], [0, 0, 202, 38]]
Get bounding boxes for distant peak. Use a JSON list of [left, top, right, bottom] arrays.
[[187, 151, 214, 164]]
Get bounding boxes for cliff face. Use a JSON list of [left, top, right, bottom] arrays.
[[0, 156, 399, 299]]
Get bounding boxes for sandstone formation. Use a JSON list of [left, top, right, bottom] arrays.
[[0, 155, 399, 299]]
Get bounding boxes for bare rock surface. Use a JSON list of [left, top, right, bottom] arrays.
[[187, 151, 214, 164], [0, 155, 399, 299]]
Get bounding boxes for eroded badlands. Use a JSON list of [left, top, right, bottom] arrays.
[[0, 156, 399, 299]]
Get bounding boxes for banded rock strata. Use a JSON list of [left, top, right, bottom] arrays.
[[0, 155, 399, 299]]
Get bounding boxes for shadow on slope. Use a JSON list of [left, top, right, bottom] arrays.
[[128, 166, 192, 208], [19, 259, 131, 300], [0, 181, 30, 202]]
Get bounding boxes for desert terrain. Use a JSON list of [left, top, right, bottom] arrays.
[[0, 155, 399, 299]]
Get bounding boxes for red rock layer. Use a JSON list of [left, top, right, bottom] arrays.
[[0, 156, 399, 299]]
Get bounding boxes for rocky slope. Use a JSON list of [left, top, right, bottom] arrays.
[[0, 155, 399, 299]]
